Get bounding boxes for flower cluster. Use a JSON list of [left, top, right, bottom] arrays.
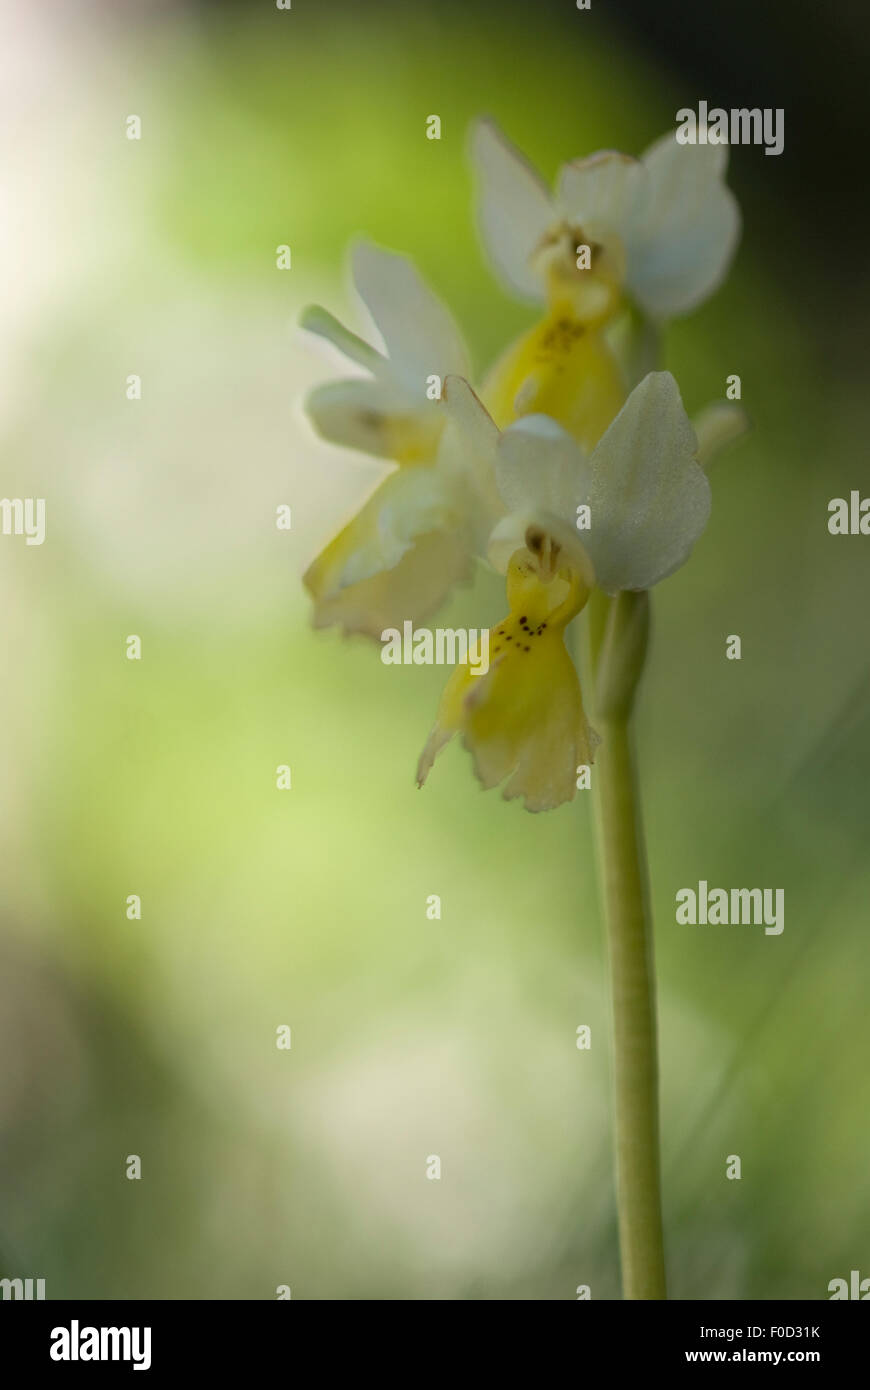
[[301, 120, 747, 810]]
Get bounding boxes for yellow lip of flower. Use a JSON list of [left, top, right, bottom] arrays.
[[416, 540, 598, 813], [303, 465, 475, 639], [301, 239, 470, 467], [302, 378, 507, 640], [480, 306, 626, 448], [471, 118, 741, 322]]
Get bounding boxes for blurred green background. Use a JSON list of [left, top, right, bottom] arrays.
[[1, 0, 868, 1299]]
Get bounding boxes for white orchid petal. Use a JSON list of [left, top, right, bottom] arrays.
[[438, 375, 503, 527], [496, 414, 591, 519], [441, 375, 500, 470], [587, 371, 710, 592], [627, 133, 740, 318], [556, 150, 646, 244], [300, 304, 385, 374], [471, 118, 554, 301], [306, 378, 440, 462], [351, 240, 470, 383]]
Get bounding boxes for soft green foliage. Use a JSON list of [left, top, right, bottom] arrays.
[[1, 3, 868, 1300]]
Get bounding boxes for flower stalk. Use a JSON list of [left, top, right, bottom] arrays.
[[302, 116, 748, 1297], [588, 592, 667, 1299]]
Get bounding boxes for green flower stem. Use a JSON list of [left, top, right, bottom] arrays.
[[587, 590, 666, 1300]]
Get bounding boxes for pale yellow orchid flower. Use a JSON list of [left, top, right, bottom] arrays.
[[417, 372, 718, 810], [301, 241, 488, 638], [472, 119, 741, 447]]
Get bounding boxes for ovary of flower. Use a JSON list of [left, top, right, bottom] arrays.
[[300, 241, 485, 638], [416, 371, 713, 811], [472, 118, 741, 324]]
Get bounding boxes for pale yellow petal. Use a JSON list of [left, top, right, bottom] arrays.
[[304, 469, 472, 639]]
